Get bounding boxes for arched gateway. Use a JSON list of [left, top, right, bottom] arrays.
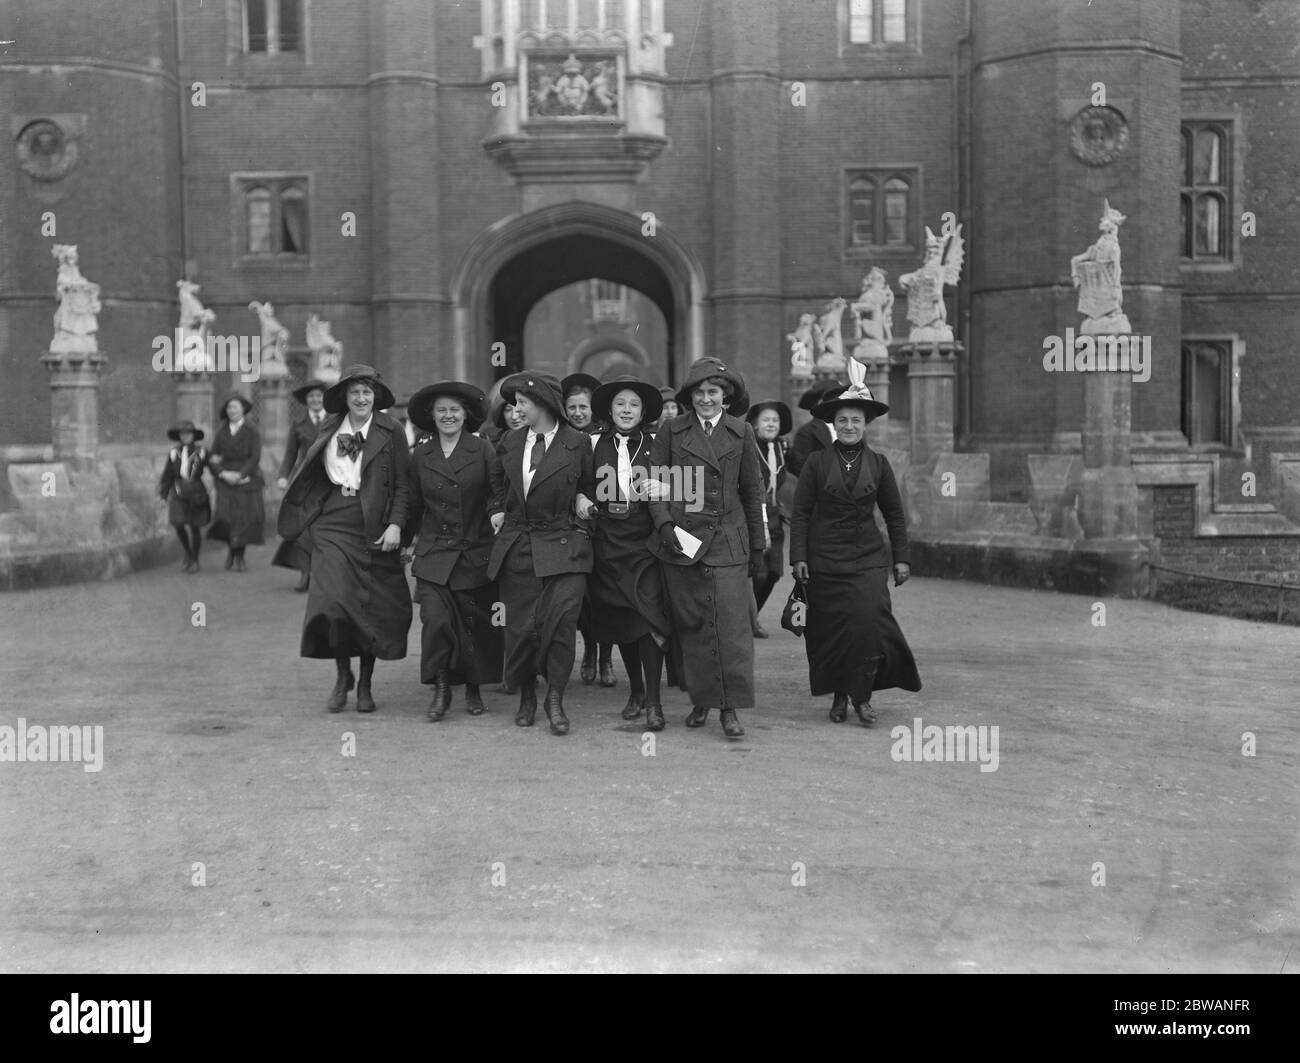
[[450, 202, 706, 386]]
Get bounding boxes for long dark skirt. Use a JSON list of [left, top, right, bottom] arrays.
[[499, 535, 586, 691], [590, 513, 672, 643], [414, 564, 503, 686], [660, 561, 755, 709], [804, 566, 921, 703], [209, 483, 265, 547], [300, 488, 411, 660], [272, 529, 312, 574]]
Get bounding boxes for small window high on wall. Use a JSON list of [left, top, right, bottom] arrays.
[[846, 169, 918, 254], [237, 176, 310, 259], [245, 0, 302, 55], [845, 0, 917, 51]]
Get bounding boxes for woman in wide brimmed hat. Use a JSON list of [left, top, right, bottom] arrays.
[[648, 357, 766, 739], [404, 380, 505, 721], [272, 378, 330, 591], [586, 375, 678, 730], [278, 364, 413, 715], [486, 370, 597, 736], [208, 392, 265, 571], [158, 420, 211, 573], [746, 400, 793, 635], [789, 361, 920, 726], [786, 378, 845, 478]]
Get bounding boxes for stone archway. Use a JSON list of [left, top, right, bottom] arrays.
[[450, 201, 706, 386]]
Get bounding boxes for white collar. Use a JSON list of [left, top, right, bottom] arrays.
[[527, 424, 559, 445], [338, 414, 373, 438], [698, 412, 722, 430]]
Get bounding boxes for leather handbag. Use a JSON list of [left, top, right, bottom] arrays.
[[780, 578, 808, 638]]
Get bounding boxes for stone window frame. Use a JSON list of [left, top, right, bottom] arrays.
[[478, 0, 667, 78], [231, 172, 312, 269], [843, 165, 922, 257], [1180, 116, 1240, 270], [840, 0, 921, 57], [1180, 334, 1244, 450], [242, 0, 305, 56]]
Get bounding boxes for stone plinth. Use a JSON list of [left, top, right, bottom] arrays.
[[175, 372, 215, 435], [256, 376, 292, 454], [1077, 363, 1139, 539], [41, 353, 108, 470], [861, 357, 891, 449], [900, 340, 960, 465]]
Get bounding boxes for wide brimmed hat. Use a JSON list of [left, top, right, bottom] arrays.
[[323, 364, 396, 414], [675, 357, 749, 416], [500, 371, 566, 423], [592, 375, 663, 426], [798, 378, 845, 411], [561, 372, 601, 400], [408, 380, 487, 433], [658, 386, 677, 403], [292, 378, 329, 403], [812, 368, 889, 423], [167, 420, 205, 442], [219, 392, 253, 419], [747, 400, 792, 436]]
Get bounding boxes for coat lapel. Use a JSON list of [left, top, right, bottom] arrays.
[[679, 418, 720, 471], [500, 428, 526, 500], [360, 416, 390, 473], [526, 428, 573, 493]]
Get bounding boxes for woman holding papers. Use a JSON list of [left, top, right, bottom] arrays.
[[647, 357, 766, 739], [789, 360, 921, 726]]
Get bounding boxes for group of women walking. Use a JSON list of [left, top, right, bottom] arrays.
[[261, 355, 922, 736]]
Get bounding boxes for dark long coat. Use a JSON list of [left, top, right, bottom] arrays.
[[278, 411, 411, 548], [208, 421, 265, 546], [487, 424, 596, 580], [407, 432, 504, 686], [279, 411, 413, 661], [158, 444, 211, 527], [646, 412, 766, 709], [789, 445, 920, 701], [754, 436, 789, 578]]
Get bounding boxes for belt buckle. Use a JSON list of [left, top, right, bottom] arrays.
[[342, 485, 358, 497]]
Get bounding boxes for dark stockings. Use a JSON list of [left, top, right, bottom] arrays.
[[618, 634, 663, 704]]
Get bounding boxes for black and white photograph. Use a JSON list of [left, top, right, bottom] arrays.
[[1, 0, 1297, 1004]]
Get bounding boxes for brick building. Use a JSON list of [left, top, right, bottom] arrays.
[[3, 0, 1297, 499]]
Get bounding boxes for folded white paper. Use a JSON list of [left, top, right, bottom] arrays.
[[674, 526, 703, 559]]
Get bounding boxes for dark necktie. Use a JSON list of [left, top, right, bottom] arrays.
[[338, 432, 364, 461], [703, 419, 714, 438], [530, 433, 546, 470]]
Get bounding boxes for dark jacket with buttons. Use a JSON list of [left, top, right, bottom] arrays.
[[487, 422, 596, 579], [789, 445, 909, 574], [406, 432, 501, 588], [646, 413, 766, 567], [277, 411, 411, 548]]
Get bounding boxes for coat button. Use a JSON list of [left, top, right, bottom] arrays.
[[560, 537, 568, 544]]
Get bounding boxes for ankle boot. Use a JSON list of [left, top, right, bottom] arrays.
[[685, 705, 710, 728], [598, 657, 617, 687], [356, 657, 376, 713], [326, 663, 355, 713], [720, 708, 745, 738], [829, 692, 848, 723], [580, 644, 597, 684], [645, 703, 665, 732], [621, 692, 644, 721], [427, 670, 453, 721], [515, 680, 537, 727], [464, 683, 486, 716], [544, 688, 569, 736]]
